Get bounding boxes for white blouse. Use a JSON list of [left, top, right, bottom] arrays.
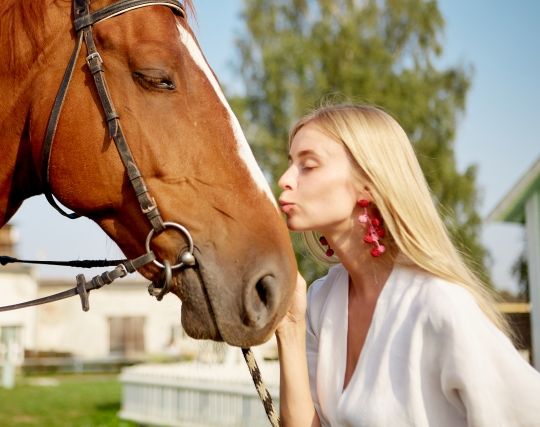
[[306, 263, 540, 427]]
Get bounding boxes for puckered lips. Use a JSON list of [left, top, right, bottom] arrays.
[[278, 199, 295, 214]]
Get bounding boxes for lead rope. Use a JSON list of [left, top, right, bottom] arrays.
[[241, 348, 280, 427]]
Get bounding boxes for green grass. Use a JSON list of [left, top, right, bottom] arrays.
[[0, 374, 137, 427]]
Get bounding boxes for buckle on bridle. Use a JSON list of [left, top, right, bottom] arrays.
[[86, 52, 103, 74], [115, 263, 129, 278], [141, 198, 157, 214]]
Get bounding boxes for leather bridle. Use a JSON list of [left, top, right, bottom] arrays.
[[38, 0, 196, 300], [2, 0, 194, 310]]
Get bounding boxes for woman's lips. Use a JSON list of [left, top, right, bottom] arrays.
[[279, 202, 295, 214]]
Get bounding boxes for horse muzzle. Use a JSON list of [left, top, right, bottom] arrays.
[[169, 248, 288, 347]]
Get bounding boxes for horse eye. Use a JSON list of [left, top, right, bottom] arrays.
[[133, 71, 176, 91]]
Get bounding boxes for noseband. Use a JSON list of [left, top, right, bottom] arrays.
[[40, 0, 195, 296]]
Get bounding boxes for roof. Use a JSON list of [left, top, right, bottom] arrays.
[[487, 156, 540, 224]]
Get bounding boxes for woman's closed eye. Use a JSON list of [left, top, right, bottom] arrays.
[[300, 160, 319, 171]]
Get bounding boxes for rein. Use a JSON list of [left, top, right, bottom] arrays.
[[0, 254, 154, 312], [1, 1, 279, 424]]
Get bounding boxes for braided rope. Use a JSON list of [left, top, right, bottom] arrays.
[[241, 348, 280, 427]]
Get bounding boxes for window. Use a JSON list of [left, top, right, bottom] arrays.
[[108, 317, 145, 356]]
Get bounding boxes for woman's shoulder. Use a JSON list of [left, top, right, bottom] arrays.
[[396, 265, 482, 331], [398, 265, 473, 301]]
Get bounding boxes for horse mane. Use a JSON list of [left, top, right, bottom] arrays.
[[0, 0, 196, 72], [0, 0, 52, 71]]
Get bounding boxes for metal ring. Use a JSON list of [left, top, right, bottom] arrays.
[[156, 260, 172, 301], [145, 222, 194, 270]]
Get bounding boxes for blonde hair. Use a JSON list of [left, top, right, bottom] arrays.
[[291, 104, 509, 334]]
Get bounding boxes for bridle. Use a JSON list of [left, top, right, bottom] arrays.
[[1, 1, 279, 424], [39, 0, 197, 297], [2, 0, 193, 307]]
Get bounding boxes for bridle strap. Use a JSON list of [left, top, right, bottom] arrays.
[[41, 31, 85, 219], [82, 25, 165, 232], [40, 0, 184, 232], [0, 255, 125, 268], [0, 252, 155, 313], [74, 0, 184, 30]]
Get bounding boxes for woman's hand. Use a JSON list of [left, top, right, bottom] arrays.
[[275, 272, 319, 427], [277, 272, 307, 334]]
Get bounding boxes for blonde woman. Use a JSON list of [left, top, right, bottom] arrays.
[[276, 104, 540, 426]]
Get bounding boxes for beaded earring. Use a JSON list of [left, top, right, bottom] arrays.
[[357, 199, 386, 257], [319, 235, 334, 257]]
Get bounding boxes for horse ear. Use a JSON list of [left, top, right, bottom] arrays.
[[182, 0, 197, 20]]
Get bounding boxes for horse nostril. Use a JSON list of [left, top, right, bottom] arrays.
[[255, 277, 269, 307], [243, 274, 278, 328]]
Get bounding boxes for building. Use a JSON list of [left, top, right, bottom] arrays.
[[0, 225, 37, 368], [0, 223, 197, 371], [488, 155, 540, 368]]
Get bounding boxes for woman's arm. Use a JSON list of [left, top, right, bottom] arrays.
[[434, 285, 540, 425], [276, 274, 320, 427]]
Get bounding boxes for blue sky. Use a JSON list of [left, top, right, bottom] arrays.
[[9, 0, 540, 292]]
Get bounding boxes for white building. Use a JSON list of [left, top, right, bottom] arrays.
[[0, 225, 38, 367], [0, 224, 196, 366], [488, 155, 540, 369]]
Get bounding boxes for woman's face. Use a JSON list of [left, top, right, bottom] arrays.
[[278, 123, 360, 233]]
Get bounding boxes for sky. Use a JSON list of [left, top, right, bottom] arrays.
[[7, 0, 540, 293]]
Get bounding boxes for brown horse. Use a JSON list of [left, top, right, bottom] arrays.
[[0, 0, 296, 347]]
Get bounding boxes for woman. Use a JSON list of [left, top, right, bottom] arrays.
[[276, 104, 540, 426]]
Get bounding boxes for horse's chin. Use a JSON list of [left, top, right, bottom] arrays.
[[171, 254, 280, 347], [173, 268, 223, 341]]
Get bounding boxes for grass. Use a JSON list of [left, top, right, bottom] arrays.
[[0, 374, 137, 427]]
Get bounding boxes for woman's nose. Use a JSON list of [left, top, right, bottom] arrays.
[[278, 166, 295, 190]]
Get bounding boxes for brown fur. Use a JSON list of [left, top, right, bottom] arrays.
[[0, 0, 295, 346]]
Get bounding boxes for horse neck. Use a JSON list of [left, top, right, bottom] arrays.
[[0, 1, 71, 226]]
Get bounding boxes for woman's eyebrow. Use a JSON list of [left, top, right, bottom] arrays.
[[288, 149, 319, 162]]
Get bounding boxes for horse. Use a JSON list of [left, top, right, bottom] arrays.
[[0, 0, 296, 348]]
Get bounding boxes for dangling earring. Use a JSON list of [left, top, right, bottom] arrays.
[[357, 199, 386, 257], [319, 236, 334, 257]]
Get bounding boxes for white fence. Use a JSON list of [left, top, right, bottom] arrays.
[[119, 360, 280, 427]]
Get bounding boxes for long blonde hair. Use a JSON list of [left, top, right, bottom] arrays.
[[291, 104, 509, 334]]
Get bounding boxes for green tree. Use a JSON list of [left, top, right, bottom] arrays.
[[231, 0, 488, 284], [512, 248, 529, 300]]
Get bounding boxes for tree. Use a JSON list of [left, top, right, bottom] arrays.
[[231, 0, 488, 284], [512, 248, 529, 301]]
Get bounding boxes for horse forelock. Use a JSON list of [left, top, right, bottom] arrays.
[[175, 23, 278, 207]]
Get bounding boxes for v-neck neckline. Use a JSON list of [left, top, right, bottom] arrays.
[[338, 263, 397, 398]]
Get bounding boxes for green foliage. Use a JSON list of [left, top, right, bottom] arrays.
[[512, 248, 529, 300], [0, 374, 134, 426], [231, 0, 490, 284]]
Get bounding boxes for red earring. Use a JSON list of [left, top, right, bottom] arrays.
[[357, 199, 386, 257], [319, 236, 334, 257]]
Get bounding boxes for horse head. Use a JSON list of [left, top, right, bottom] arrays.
[[0, 0, 296, 347]]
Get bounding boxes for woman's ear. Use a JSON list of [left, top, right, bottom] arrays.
[[356, 185, 373, 203]]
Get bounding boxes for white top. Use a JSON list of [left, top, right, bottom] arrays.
[[306, 263, 540, 427]]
